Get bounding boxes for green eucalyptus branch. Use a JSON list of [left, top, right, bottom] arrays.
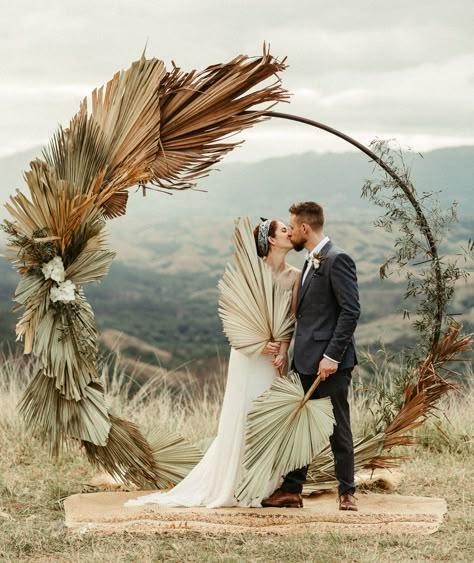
[[361, 140, 470, 357]]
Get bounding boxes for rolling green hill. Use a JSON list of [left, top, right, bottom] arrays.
[[0, 146, 472, 374]]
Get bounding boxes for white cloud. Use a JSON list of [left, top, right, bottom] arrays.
[[0, 0, 472, 158], [224, 123, 474, 163], [293, 87, 370, 107], [0, 83, 93, 100]]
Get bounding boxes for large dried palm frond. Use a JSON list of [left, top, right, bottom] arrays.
[[19, 372, 111, 457], [2, 48, 288, 488], [83, 415, 160, 489], [4, 161, 104, 261], [43, 109, 111, 196], [236, 372, 334, 504], [153, 46, 288, 189], [90, 56, 166, 185], [12, 275, 50, 354], [148, 428, 204, 489], [65, 232, 115, 285]]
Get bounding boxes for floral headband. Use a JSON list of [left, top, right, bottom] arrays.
[[257, 218, 271, 256]]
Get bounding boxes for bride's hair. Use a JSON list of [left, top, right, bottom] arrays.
[[253, 220, 278, 258]]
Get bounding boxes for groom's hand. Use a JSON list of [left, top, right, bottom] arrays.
[[317, 357, 338, 380]]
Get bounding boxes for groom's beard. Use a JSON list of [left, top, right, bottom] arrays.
[[291, 239, 306, 252]]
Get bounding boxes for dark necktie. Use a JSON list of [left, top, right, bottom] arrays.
[[301, 259, 310, 284]]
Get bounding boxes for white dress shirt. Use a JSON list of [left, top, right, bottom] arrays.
[[301, 236, 339, 365]]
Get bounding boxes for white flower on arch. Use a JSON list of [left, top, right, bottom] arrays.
[[41, 256, 65, 283], [50, 280, 76, 303]]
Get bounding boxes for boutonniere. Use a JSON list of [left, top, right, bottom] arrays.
[[311, 252, 325, 271]]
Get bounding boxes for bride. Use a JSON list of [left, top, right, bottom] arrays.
[[126, 219, 300, 508]]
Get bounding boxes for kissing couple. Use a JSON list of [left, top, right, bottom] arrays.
[[126, 201, 360, 512]]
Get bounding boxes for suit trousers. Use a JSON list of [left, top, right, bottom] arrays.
[[280, 368, 356, 496]]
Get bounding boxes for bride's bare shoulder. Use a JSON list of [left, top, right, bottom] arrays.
[[286, 265, 301, 284], [287, 264, 301, 275]]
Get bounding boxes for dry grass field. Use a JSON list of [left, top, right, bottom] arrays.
[[0, 354, 473, 562]]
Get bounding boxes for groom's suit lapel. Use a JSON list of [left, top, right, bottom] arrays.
[[297, 263, 313, 309], [297, 240, 333, 310]]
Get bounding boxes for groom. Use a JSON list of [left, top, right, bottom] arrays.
[[262, 201, 360, 511]]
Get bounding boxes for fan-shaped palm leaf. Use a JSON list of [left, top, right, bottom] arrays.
[[236, 372, 334, 504], [148, 428, 204, 489], [218, 216, 295, 358], [152, 48, 287, 189], [83, 415, 159, 488], [19, 372, 111, 457]]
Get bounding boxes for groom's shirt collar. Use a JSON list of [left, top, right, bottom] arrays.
[[305, 236, 330, 260]]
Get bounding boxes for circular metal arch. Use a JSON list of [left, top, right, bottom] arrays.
[[257, 110, 444, 348]]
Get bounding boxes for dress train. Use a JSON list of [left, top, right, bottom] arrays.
[[125, 348, 278, 508]]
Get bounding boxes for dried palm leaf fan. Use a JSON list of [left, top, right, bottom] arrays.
[[148, 428, 204, 489], [236, 373, 334, 504], [218, 216, 295, 357], [2, 47, 289, 488]]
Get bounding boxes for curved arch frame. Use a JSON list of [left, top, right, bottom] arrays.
[[256, 109, 444, 349]]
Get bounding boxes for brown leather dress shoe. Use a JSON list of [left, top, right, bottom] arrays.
[[339, 493, 358, 511], [261, 489, 303, 508]]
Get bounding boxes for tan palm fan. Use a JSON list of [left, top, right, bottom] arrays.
[[236, 373, 334, 504], [148, 428, 204, 489], [218, 216, 295, 358], [2, 48, 288, 487]]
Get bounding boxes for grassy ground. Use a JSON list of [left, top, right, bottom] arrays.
[[1, 356, 473, 562]]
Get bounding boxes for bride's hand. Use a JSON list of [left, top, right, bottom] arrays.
[[263, 341, 281, 355], [272, 353, 286, 371]]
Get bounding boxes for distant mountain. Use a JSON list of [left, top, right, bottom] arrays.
[[0, 147, 43, 194], [0, 145, 472, 370], [191, 146, 474, 220], [1, 146, 473, 226]]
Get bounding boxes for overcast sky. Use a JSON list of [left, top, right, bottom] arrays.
[[1, 0, 473, 161]]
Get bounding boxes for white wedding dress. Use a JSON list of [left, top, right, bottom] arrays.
[[125, 347, 280, 509]]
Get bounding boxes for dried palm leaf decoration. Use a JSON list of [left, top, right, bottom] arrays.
[[236, 372, 334, 504], [303, 323, 472, 493], [218, 216, 295, 358], [2, 47, 288, 487]]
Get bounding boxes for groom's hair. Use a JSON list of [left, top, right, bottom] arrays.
[[289, 201, 324, 230]]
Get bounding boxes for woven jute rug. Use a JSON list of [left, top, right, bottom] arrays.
[[63, 491, 447, 536]]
